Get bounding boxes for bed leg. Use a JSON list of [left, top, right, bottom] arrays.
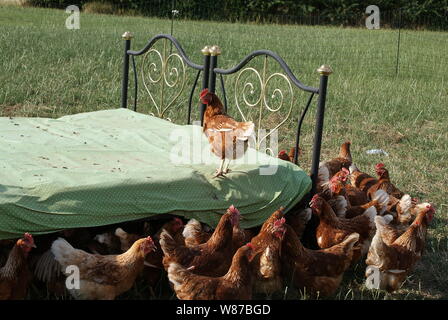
[[121, 32, 133, 109], [200, 46, 211, 126], [310, 65, 333, 196]]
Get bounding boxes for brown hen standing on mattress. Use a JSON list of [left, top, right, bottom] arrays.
[[200, 88, 255, 177]]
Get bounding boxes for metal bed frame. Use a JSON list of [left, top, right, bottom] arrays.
[[119, 32, 332, 197]]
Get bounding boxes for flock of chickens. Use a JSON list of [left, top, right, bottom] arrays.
[[0, 89, 435, 300], [0, 140, 435, 300]]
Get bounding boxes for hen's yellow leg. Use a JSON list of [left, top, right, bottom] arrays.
[[213, 159, 226, 178], [223, 159, 232, 174]]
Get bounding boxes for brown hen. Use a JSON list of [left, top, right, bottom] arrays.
[[167, 243, 255, 300], [281, 224, 359, 297], [365, 203, 435, 292], [0, 233, 35, 300], [160, 205, 239, 277], [200, 89, 254, 177], [51, 236, 156, 300], [374, 163, 405, 199], [319, 141, 352, 178], [310, 194, 376, 263], [250, 208, 287, 296]]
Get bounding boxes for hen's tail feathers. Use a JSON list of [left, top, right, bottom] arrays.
[[288, 147, 296, 161], [374, 215, 394, 230], [159, 229, 177, 257], [398, 194, 412, 214], [349, 163, 359, 174], [363, 206, 378, 228], [240, 122, 255, 138], [396, 194, 413, 224], [372, 215, 393, 248], [114, 227, 127, 239], [374, 215, 393, 242], [339, 141, 352, 162], [373, 190, 390, 215], [94, 232, 114, 246], [167, 262, 190, 290], [317, 164, 330, 186], [341, 233, 360, 251], [51, 238, 76, 269], [329, 196, 348, 218], [221, 122, 255, 139], [382, 214, 394, 224], [114, 227, 140, 252], [34, 249, 62, 283], [298, 208, 312, 224], [182, 219, 202, 241], [369, 214, 395, 269]]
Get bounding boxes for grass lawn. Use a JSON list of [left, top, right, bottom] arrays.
[[0, 5, 447, 300]]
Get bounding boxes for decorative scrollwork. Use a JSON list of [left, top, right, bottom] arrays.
[[234, 56, 294, 152], [141, 39, 187, 119]]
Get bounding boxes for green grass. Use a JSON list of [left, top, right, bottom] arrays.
[[1, 5, 447, 300]]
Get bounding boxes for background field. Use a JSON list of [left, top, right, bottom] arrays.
[[0, 5, 447, 299]]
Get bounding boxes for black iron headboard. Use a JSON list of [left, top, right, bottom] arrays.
[[120, 32, 332, 196]]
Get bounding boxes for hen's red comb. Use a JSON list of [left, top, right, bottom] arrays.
[[274, 217, 286, 228], [200, 88, 209, 98], [375, 163, 385, 169], [278, 150, 287, 155], [174, 217, 183, 225], [246, 243, 254, 249], [228, 205, 240, 214], [24, 233, 33, 242], [310, 194, 321, 208], [145, 236, 154, 243]]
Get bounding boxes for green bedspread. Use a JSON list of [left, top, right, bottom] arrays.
[[0, 109, 311, 240]]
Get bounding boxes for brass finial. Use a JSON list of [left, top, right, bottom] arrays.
[[317, 65, 333, 76], [209, 45, 222, 56], [201, 45, 211, 55], [122, 31, 134, 40]]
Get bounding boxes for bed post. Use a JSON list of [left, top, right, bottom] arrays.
[[208, 45, 221, 94], [121, 32, 133, 109], [200, 46, 211, 126], [310, 65, 333, 195]]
